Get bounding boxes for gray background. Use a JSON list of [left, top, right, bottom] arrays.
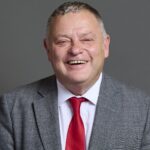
[[0, 0, 150, 94]]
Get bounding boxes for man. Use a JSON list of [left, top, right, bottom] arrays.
[[0, 1, 150, 150]]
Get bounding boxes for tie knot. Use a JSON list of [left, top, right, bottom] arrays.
[[69, 97, 86, 113]]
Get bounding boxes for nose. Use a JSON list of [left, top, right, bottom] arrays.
[[68, 40, 83, 56]]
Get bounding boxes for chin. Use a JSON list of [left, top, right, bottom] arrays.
[[68, 76, 89, 84]]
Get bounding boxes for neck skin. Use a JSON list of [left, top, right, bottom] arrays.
[[57, 73, 101, 96]]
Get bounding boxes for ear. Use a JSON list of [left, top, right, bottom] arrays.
[[103, 34, 110, 58], [43, 38, 52, 61], [43, 38, 50, 54]]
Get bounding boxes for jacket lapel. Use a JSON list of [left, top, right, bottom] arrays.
[[89, 74, 123, 150], [33, 76, 62, 150]]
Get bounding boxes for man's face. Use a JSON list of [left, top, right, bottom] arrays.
[[44, 10, 110, 94]]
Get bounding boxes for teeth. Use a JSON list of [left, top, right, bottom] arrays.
[[68, 60, 87, 65]]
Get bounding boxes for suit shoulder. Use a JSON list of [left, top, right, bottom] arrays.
[[0, 75, 56, 108], [103, 74, 150, 106], [2, 76, 53, 95]]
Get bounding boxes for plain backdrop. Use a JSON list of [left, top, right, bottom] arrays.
[[0, 0, 150, 94]]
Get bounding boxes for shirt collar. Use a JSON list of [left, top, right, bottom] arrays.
[[57, 73, 103, 106]]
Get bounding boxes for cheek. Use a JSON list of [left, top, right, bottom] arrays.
[[84, 40, 102, 52], [47, 50, 56, 63], [48, 47, 66, 63], [86, 45, 103, 57]]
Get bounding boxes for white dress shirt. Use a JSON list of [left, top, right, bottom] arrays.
[[57, 73, 102, 150]]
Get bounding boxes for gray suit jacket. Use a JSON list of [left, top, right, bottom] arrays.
[[0, 74, 150, 150]]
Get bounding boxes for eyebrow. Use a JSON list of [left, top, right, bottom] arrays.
[[54, 34, 72, 39], [78, 32, 96, 38], [54, 32, 96, 39]]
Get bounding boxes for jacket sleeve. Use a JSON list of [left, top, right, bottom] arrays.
[[0, 95, 14, 150], [141, 97, 150, 150]]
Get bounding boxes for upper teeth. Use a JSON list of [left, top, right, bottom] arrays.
[[68, 60, 87, 64]]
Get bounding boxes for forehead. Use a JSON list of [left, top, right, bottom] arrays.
[[49, 10, 101, 35]]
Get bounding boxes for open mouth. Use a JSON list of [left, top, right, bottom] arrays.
[[67, 60, 88, 65]]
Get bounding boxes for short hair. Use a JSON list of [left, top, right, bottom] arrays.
[[46, 1, 107, 38]]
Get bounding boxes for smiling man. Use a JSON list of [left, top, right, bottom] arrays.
[[0, 1, 150, 150], [44, 7, 110, 95]]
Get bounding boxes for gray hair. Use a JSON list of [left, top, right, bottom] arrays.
[[46, 1, 107, 38]]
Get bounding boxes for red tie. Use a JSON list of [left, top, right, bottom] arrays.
[[66, 97, 86, 150]]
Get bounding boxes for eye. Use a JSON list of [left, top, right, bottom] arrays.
[[57, 40, 66, 44], [81, 38, 94, 42], [55, 40, 70, 46]]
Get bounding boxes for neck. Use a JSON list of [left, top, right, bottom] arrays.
[[62, 77, 101, 96], [66, 84, 90, 96]]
